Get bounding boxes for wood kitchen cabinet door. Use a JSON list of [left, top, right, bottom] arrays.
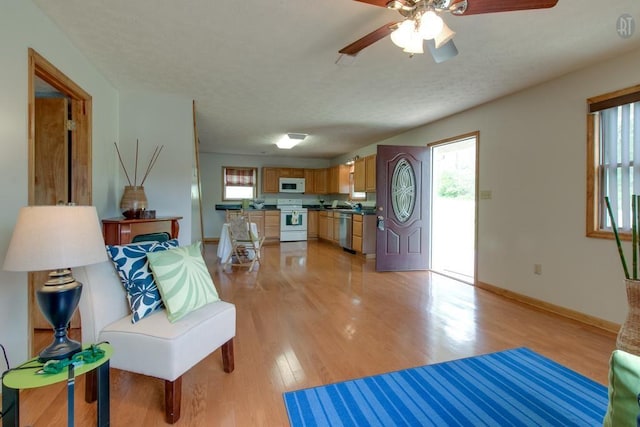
[[353, 157, 366, 192], [314, 168, 328, 194], [352, 215, 363, 253], [264, 210, 281, 242], [307, 210, 318, 238], [319, 211, 333, 241], [365, 154, 376, 192], [304, 169, 316, 194], [262, 168, 279, 193]]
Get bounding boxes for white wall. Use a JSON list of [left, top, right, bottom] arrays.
[[0, 0, 119, 367], [340, 49, 640, 324], [199, 153, 330, 238], [118, 91, 195, 245]]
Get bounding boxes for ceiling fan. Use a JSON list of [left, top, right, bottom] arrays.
[[339, 0, 559, 62]]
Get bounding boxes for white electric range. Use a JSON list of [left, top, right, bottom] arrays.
[[276, 199, 308, 242]]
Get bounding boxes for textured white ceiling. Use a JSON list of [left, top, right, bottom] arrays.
[[33, 0, 640, 159]]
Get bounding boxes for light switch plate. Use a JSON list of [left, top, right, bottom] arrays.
[[479, 190, 492, 200]]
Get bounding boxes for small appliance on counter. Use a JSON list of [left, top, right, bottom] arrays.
[[331, 200, 338, 208], [251, 199, 265, 209]]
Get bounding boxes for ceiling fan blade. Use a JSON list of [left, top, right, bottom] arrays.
[[427, 39, 458, 63], [353, 0, 391, 7], [339, 22, 399, 56], [451, 0, 558, 16]]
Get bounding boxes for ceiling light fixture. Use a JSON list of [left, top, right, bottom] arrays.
[[389, 2, 453, 56], [276, 133, 308, 149]]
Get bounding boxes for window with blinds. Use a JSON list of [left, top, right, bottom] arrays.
[[223, 167, 257, 200], [587, 85, 640, 238]]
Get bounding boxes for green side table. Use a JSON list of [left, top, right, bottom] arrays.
[[2, 343, 112, 427]]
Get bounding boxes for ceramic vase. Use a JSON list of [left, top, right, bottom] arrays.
[[120, 185, 148, 219], [617, 279, 640, 356]]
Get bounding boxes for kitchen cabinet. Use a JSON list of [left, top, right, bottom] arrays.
[[263, 167, 308, 193], [352, 214, 363, 252], [354, 155, 376, 192], [352, 214, 376, 255], [365, 154, 376, 192], [307, 210, 318, 238], [354, 157, 366, 192], [264, 210, 281, 243], [314, 168, 328, 194], [319, 211, 332, 241], [304, 169, 315, 194], [332, 211, 340, 244], [279, 168, 304, 178], [304, 168, 329, 195], [328, 165, 350, 194], [262, 168, 279, 193]]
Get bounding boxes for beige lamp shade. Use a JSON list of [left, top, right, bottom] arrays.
[[3, 205, 107, 272]]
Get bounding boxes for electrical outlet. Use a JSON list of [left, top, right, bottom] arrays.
[[534, 264, 542, 275]]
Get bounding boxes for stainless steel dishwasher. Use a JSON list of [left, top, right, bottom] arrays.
[[338, 212, 354, 252]]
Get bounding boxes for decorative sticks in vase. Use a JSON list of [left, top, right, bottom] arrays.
[[605, 195, 640, 280], [114, 140, 164, 218]]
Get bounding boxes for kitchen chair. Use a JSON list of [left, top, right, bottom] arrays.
[[224, 212, 264, 272], [225, 208, 243, 223]]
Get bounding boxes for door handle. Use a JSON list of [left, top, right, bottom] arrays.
[[377, 216, 385, 231]]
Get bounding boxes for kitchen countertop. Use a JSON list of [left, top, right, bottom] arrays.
[[215, 204, 376, 214]]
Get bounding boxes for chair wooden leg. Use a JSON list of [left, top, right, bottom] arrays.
[[165, 377, 182, 424], [222, 339, 235, 373], [84, 369, 97, 403]]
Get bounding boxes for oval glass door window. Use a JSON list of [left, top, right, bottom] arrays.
[[391, 158, 416, 223]]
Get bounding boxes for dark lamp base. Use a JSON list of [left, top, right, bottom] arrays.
[[36, 279, 84, 362], [38, 337, 82, 362]]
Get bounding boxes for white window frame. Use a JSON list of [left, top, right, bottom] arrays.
[[222, 166, 257, 201], [587, 84, 640, 240]]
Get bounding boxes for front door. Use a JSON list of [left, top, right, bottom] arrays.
[[376, 145, 430, 271]]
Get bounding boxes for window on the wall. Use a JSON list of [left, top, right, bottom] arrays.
[[223, 167, 257, 200], [587, 84, 640, 239]]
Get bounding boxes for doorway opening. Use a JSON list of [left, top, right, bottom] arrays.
[[430, 133, 477, 284], [28, 48, 93, 356]]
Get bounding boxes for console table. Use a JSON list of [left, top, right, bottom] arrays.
[[102, 216, 182, 245]]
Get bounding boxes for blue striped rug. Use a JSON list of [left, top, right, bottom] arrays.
[[283, 348, 608, 426]]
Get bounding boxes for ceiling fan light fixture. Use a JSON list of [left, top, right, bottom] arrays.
[[434, 21, 455, 48], [418, 10, 444, 40], [403, 38, 424, 54], [390, 19, 416, 49]]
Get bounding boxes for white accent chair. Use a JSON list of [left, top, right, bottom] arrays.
[[76, 260, 236, 424]]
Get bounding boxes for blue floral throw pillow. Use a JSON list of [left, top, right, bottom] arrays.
[[106, 239, 179, 323]]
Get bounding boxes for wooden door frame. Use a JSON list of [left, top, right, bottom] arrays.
[[27, 48, 93, 355], [427, 131, 479, 285]]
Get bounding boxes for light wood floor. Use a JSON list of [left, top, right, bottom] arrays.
[[16, 241, 615, 426]]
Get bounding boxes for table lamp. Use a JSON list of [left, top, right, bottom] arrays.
[[3, 205, 107, 362]]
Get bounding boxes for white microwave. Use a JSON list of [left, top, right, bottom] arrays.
[[279, 177, 305, 193]]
